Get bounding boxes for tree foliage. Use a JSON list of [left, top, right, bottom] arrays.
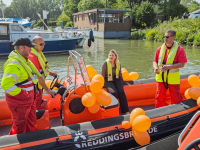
[[78, 0, 105, 12], [133, 1, 156, 28], [63, 0, 80, 20]]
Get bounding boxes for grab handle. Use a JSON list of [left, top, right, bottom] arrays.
[[178, 111, 200, 146]]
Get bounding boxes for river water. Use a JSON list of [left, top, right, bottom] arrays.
[[0, 38, 200, 95]]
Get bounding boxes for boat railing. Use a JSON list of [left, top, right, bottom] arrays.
[[68, 50, 90, 92], [178, 111, 200, 146]]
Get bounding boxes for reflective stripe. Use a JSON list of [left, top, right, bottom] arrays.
[[3, 73, 19, 81], [41, 75, 45, 78], [108, 77, 112, 80], [43, 69, 49, 73], [31, 76, 37, 80], [21, 86, 34, 91], [5, 61, 21, 67], [169, 69, 179, 73], [15, 80, 33, 85], [5, 85, 17, 93]]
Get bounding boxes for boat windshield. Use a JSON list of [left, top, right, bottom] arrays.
[[68, 50, 90, 89]]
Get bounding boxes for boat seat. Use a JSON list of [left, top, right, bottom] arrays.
[[101, 93, 119, 110], [36, 110, 45, 120]]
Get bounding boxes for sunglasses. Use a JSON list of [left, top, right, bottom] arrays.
[[163, 36, 173, 39], [36, 43, 45, 46]]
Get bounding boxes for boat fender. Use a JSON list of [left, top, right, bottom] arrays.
[[69, 98, 85, 114]]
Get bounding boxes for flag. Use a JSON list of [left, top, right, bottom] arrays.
[[90, 19, 95, 27]]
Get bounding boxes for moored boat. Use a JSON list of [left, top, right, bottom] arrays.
[[0, 22, 86, 56], [0, 50, 199, 150]]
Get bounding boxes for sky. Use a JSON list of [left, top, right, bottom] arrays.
[[2, 0, 200, 6]]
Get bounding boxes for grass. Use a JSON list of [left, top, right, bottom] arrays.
[[127, 18, 200, 46]]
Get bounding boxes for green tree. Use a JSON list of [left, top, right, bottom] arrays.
[[135, 1, 156, 28], [63, 0, 80, 20], [187, 1, 200, 12], [78, 0, 105, 12]]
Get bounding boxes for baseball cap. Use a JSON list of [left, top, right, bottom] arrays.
[[13, 37, 36, 47]]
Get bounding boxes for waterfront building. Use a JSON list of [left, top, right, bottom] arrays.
[[72, 9, 132, 39]]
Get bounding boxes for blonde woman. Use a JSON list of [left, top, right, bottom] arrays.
[[101, 50, 129, 114]]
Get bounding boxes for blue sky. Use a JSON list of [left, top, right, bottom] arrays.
[[3, 0, 200, 6]]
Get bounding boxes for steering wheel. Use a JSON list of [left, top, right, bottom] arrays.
[[49, 75, 59, 90]]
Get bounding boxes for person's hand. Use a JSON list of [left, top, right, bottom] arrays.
[[50, 72, 57, 77], [160, 65, 170, 72], [154, 68, 160, 74], [46, 89, 56, 98]]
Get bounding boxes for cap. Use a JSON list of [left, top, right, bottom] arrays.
[[13, 37, 36, 48]]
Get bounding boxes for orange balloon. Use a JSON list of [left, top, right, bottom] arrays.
[[122, 71, 129, 81], [45, 80, 60, 90], [90, 80, 102, 93], [128, 72, 139, 81], [188, 87, 200, 100], [93, 69, 97, 75], [130, 108, 145, 124], [132, 129, 151, 146], [95, 91, 112, 106], [88, 70, 97, 80], [92, 74, 105, 87], [81, 92, 96, 107], [86, 65, 94, 76], [132, 115, 151, 132], [45, 80, 52, 88], [188, 75, 200, 87], [184, 89, 191, 99], [197, 97, 200, 107], [88, 101, 100, 114], [121, 121, 132, 129], [121, 68, 127, 72]]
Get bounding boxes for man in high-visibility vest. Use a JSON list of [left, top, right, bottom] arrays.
[[29, 36, 57, 109], [1, 37, 56, 135], [153, 30, 187, 108]]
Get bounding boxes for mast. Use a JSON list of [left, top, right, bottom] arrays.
[[1, 0, 4, 18]]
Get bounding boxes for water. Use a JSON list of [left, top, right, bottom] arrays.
[[0, 39, 200, 95]]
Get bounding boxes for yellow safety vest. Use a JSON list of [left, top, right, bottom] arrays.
[[1, 50, 41, 96], [31, 48, 50, 89], [156, 42, 180, 84], [106, 59, 120, 81]]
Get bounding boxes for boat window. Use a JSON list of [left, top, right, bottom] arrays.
[[0, 25, 8, 35], [52, 34, 59, 38], [11, 25, 23, 31], [39, 33, 50, 38]]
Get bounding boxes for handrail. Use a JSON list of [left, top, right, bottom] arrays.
[[178, 111, 200, 146]]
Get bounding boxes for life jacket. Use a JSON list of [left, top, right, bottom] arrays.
[[2, 50, 41, 96], [106, 59, 120, 81], [31, 48, 50, 89], [156, 42, 180, 84]]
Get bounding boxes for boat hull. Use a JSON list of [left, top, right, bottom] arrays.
[[0, 38, 83, 56], [0, 99, 198, 150]]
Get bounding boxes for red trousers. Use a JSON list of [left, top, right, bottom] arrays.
[[8, 100, 36, 135], [155, 82, 182, 108], [36, 89, 43, 110]]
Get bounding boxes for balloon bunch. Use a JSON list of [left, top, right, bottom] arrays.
[[184, 74, 200, 107], [121, 108, 151, 146], [86, 65, 97, 81], [81, 74, 112, 114], [121, 68, 139, 81]]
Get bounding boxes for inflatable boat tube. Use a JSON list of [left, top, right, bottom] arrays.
[[0, 99, 199, 150]]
